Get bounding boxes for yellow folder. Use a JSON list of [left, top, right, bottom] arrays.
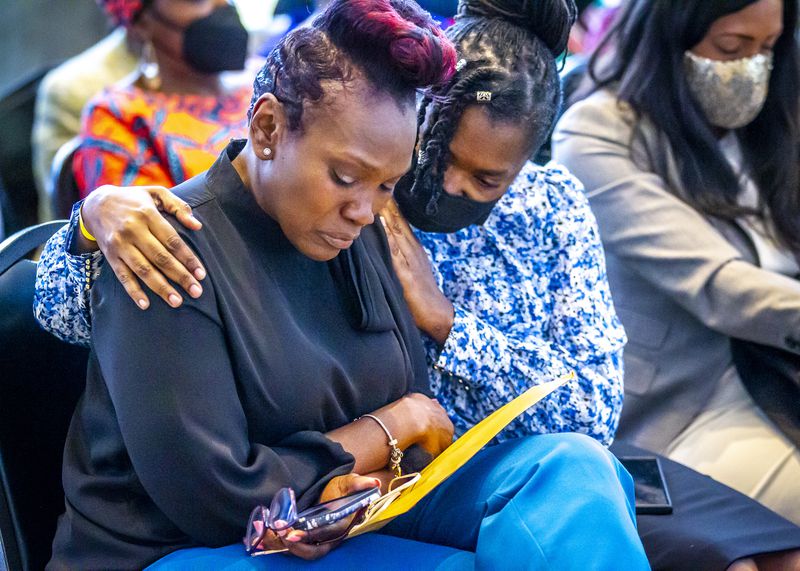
[[350, 372, 574, 536]]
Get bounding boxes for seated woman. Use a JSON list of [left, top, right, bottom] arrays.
[[73, 0, 253, 197], [34, 0, 800, 568], [45, 1, 647, 569], [382, 0, 624, 446], [41, 0, 625, 446], [553, 0, 800, 524]]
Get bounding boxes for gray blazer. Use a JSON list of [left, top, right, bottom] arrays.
[[552, 89, 800, 452]]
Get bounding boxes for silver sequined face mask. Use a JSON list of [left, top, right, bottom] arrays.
[[684, 51, 774, 130]]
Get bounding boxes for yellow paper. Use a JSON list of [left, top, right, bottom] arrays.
[[350, 372, 573, 536]]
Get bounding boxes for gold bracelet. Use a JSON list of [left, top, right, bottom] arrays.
[[78, 206, 97, 242], [359, 414, 403, 478]]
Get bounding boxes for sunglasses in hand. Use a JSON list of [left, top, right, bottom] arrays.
[[245, 486, 382, 554]]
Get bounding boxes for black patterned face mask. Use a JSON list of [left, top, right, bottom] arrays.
[[393, 154, 500, 234]]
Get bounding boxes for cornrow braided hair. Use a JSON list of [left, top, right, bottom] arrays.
[[413, 67, 505, 215], [410, 1, 574, 214]]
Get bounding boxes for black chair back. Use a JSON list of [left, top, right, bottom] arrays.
[[0, 221, 88, 571], [48, 137, 82, 220], [0, 70, 51, 234]]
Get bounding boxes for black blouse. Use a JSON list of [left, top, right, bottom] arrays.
[[48, 141, 430, 570]]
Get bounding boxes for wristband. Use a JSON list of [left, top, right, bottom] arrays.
[[78, 206, 97, 242], [359, 414, 403, 478]]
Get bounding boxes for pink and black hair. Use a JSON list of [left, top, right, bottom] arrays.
[[248, 0, 457, 131]]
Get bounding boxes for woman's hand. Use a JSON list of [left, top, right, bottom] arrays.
[[364, 468, 395, 494], [379, 201, 454, 344], [326, 393, 453, 475], [373, 392, 454, 459], [399, 393, 454, 459], [80, 185, 206, 309], [255, 474, 381, 561], [318, 473, 382, 503]]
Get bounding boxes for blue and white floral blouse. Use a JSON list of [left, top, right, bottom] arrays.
[[34, 161, 625, 444]]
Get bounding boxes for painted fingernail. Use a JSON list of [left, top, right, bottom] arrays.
[[372, 479, 381, 487], [168, 293, 182, 307], [137, 299, 149, 310], [189, 284, 202, 298], [194, 267, 206, 280]]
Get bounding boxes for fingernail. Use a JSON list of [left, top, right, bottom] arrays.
[[287, 534, 302, 543], [189, 284, 202, 298], [372, 479, 381, 487], [137, 299, 149, 310], [194, 267, 206, 280], [168, 293, 182, 307]]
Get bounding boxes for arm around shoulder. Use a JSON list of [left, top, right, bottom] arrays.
[[34, 203, 102, 347]]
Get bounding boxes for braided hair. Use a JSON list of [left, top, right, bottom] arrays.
[[410, 0, 576, 215], [248, 0, 456, 131]]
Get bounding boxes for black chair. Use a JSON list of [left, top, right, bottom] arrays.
[[0, 69, 52, 234], [0, 221, 88, 571], [48, 137, 82, 220], [0, 179, 7, 241]]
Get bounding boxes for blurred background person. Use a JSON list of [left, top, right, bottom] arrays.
[[554, 0, 800, 524], [72, 0, 252, 197], [567, 0, 621, 57], [31, 2, 140, 222]]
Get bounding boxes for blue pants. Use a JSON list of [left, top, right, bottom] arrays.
[[151, 434, 649, 570], [383, 433, 648, 569]]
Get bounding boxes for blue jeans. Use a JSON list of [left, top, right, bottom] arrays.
[[151, 433, 649, 570]]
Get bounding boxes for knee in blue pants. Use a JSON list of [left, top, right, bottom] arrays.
[[385, 433, 649, 570]]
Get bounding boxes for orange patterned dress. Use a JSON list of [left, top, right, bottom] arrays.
[[74, 84, 251, 197]]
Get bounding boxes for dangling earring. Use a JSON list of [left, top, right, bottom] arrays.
[[263, 148, 272, 158], [139, 40, 161, 91]]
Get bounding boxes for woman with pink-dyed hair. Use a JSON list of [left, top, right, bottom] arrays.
[[45, 1, 646, 569]]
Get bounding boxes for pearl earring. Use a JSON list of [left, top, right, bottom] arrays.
[[263, 148, 272, 158]]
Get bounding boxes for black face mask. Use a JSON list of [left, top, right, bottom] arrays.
[[184, 4, 248, 73], [393, 166, 500, 234], [151, 4, 249, 74]]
